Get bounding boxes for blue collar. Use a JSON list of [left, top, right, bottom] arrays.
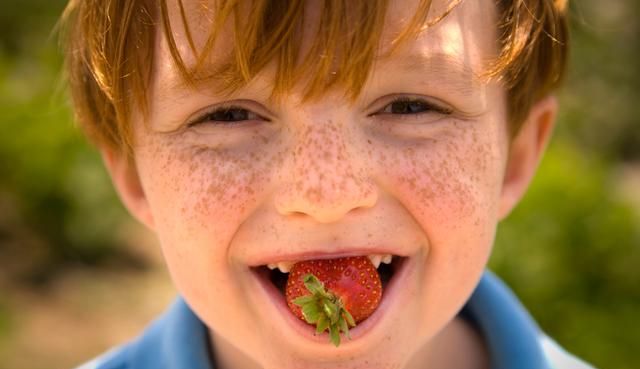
[[117, 297, 213, 369], [463, 271, 553, 369], [116, 271, 551, 369]]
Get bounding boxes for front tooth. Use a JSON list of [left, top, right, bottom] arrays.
[[368, 254, 382, 268], [267, 263, 277, 270], [277, 261, 293, 273], [381, 254, 393, 264]]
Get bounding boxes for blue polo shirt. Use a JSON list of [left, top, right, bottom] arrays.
[[76, 271, 595, 369]]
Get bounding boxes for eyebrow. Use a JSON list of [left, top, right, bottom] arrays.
[[393, 52, 483, 95], [158, 66, 226, 101]]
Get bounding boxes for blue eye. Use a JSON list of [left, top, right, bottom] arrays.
[[380, 98, 452, 115], [208, 108, 253, 122], [189, 106, 265, 127]]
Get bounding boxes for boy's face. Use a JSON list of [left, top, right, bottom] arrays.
[[106, 0, 554, 368]]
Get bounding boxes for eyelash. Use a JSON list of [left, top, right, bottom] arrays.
[[372, 97, 453, 118], [188, 97, 452, 127], [188, 105, 267, 127]]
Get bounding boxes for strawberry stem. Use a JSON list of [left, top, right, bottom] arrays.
[[292, 274, 356, 347]]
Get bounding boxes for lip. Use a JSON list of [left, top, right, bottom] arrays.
[[249, 254, 413, 345]]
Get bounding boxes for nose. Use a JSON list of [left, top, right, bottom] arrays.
[[274, 121, 378, 223]]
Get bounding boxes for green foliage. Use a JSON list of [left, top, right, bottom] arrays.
[[0, 0, 67, 54], [0, 299, 12, 340], [0, 0, 134, 285], [491, 140, 640, 369], [560, 0, 640, 160]]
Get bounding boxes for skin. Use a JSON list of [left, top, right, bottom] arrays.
[[102, 0, 557, 368]]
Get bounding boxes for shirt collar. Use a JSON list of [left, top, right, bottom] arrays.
[[463, 271, 553, 369], [129, 297, 214, 369]]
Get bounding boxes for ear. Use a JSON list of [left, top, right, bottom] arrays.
[[101, 147, 155, 230], [498, 95, 558, 220]]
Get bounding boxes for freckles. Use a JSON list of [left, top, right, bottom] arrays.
[[200, 150, 266, 216], [382, 129, 495, 222], [290, 121, 371, 204], [147, 137, 275, 232]]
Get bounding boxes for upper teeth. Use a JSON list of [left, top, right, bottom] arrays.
[[266, 254, 393, 274], [368, 254, 393, 268], [267, 261, 294, 273]]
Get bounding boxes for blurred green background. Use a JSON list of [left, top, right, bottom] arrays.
[[0, 1, 638, 368]]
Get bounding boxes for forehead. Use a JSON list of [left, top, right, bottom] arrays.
[[153, 0, 498, 100]]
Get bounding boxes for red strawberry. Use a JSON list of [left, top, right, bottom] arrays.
[[285, 256, 382, 346]]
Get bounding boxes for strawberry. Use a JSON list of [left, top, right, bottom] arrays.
[[285, 256, 382, 346]]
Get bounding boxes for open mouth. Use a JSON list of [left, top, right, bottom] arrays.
[[251, 254, 407, 319], [261, 255, 403, 296], [249, 252, 413, 345]]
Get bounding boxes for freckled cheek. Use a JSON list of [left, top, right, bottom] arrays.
[[376, 144, 503, 230], [140, 147, 274, 237]]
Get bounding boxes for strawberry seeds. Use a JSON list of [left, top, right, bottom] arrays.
[[285, 256, 383, 346]]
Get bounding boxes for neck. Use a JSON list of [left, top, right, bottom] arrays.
[[405, 317, 490, 369], [210, 330, 262, 369]]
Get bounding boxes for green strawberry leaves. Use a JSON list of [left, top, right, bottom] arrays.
[[292, 274, 357, 347]]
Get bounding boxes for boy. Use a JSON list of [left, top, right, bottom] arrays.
[[62, 0, 596, 368]]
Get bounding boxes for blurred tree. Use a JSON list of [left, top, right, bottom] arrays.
[[0, 0, 144, 287], [0, 0, 66, 54], [558, 0, 640, 160]]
